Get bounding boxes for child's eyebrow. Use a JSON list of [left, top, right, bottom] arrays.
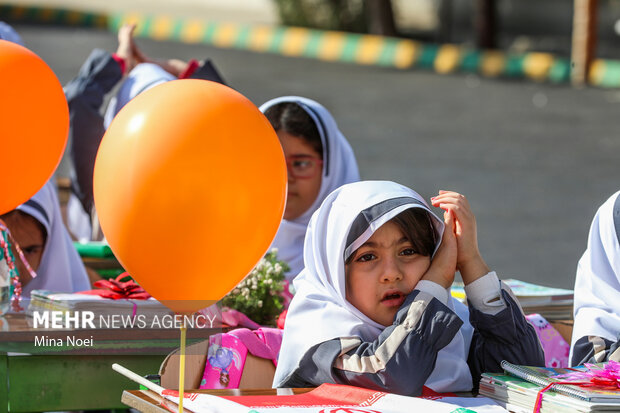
[[359, 236, 410, 249]]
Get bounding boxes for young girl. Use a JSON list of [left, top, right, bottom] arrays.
[[0, 182, 90, 301], [274, 181, 544, 394], [571, 190, 620, 365], [260, 97, 360, 279]]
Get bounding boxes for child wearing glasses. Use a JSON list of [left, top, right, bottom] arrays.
[[261, 97, 360, 280], [274, 181, 544, 394]]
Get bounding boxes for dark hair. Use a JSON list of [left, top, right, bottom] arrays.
[[264, 102, 323, 157], [345, 208, 437, 265], [0, 210, 48, 243], [391, 208, 437, 257]]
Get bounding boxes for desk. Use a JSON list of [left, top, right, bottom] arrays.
[[0, 314, 221, 412], [122, 388, 313, 413], [121, 388, 495, 413]]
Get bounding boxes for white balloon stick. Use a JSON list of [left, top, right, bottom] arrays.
[[112, 363, 165, 395]]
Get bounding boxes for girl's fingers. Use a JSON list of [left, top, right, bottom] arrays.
[[431, 192, 469, 206], [444, 208, 455, 233], [437, 203, 473, 224], [431, 194, 472, 219]]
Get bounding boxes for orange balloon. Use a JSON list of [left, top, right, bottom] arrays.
[[0, 40, 69, 214], [94, 80, 287, 313]]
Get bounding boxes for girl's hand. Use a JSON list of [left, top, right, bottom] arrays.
[[421, 209, 457, 288], [430, 191, 490, 285]]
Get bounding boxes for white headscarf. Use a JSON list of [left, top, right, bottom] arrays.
[[259, 96, 360, 279], [17, 181, 90, 298], [0, 21, 24, 45], [571, 190, 620, 358], [104, 62, 176, 128], [274, 181, 473, 392]]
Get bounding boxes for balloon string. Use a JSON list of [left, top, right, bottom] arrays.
[[0, 220, 37, 280], [178, 317, 187, 413], [0, 219, 30, 312]]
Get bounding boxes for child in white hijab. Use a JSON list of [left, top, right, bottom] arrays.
[[260, 97, 360, 280], [274, 181, 544, 394], [1, 181, 90, 302], [571, 190, 620, 365]]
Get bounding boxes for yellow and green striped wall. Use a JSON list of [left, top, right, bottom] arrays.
[[3, 4, 620, 88]]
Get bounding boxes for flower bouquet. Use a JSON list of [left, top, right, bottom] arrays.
[[220, 249, 289, 326]]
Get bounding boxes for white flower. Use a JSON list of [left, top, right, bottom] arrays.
[[265, 279, 273, 285], [274, 263, 282, 273], [232, 288, 240, 295], [257, 300, 263, 308]]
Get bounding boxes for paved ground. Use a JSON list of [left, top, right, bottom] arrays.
[[5, 1, 620, 86], [0, 0, 279, 23], [14, 23, 620, 290]]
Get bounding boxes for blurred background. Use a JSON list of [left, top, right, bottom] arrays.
[[3, 0, 620, 289]]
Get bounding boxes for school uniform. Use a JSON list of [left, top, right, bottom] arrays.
[[571, 190, 620, 365], [274, 181, 544, 395], [259, 97, 360, 280], [64, 48, 123, 240]]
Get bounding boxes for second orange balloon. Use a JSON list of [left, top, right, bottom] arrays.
[[94, 80, 287, 313]]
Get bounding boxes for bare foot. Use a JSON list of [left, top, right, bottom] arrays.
[[116, 23, 137, 73]]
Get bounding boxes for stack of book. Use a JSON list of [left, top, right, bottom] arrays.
[[451, 279, 574, 320], [479, 361, 620, 412], [28, 289, 173, 328]]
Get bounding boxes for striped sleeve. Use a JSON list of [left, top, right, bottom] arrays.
[[278, 289, 463, 395], [64, 48, 123, 215], [571, 336, 620, 365], [467, 279, 545, 388]]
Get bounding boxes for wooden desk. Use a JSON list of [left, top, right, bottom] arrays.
[[122, 388, 481, 413], [0, 313, 221, 412], [122, 388, 313, 413]]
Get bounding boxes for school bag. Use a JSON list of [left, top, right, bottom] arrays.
[[200, 327, 282, 389]]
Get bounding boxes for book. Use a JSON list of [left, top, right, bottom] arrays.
[[480, 361, 620, 412], [27, 289, 173, 328], [451, 278, 574, 319], [479, 372, 620, 413], [500, 360, 620, 403]]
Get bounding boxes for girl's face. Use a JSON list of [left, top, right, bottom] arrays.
[[278, 130, 322, 221], [345, 220, 431, 327], [1, 212, 46, 287]]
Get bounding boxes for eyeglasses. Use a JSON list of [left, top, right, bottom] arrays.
[[285, 155, 323, 179]]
